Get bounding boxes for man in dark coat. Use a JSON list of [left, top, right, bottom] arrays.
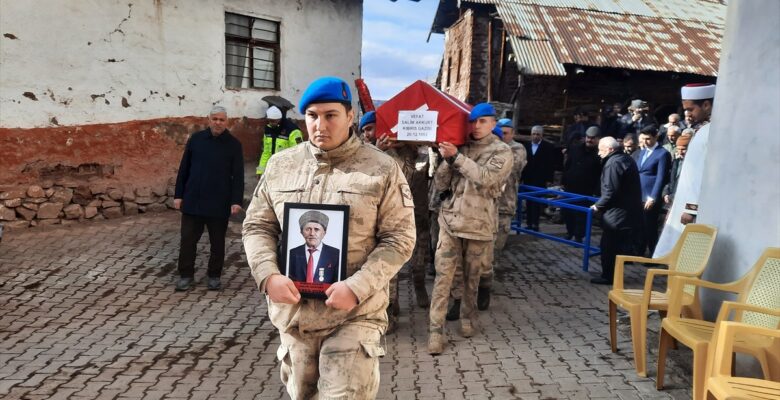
[[632, 125, 671, 256], [562, 126, 602, 242], [521, 125, 556, 231], [287, 211, 340, 284], [590, 137, 642, 284], [620, 99, 657, 137], [174, 105, 244, 291]]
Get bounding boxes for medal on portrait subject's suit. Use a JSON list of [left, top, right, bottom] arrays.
[[319, 268, 324, 282]]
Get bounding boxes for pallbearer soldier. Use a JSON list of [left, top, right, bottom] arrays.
[[428, 103, 512, 354], [243, 77, 415, 399]]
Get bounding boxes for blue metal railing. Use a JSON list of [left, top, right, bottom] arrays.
[[512, 185, 601, 271]]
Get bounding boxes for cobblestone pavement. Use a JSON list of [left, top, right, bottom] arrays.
[[0, 212, 695, 399]]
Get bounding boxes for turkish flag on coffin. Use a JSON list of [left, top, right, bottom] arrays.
[[375, 80, 473, 146]]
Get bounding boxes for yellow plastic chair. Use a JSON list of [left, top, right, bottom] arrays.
[[608, 224, 718, 377], [704, 318, 780, 400], [656, 247, 780, 400]]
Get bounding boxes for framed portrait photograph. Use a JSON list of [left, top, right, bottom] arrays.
[[280, 203, 349, 299]]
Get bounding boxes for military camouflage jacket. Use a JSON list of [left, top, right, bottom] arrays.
[[242, 134, 416, 334], [497, 141, 528, 215], [386, 145, 429, 207], [433, 133, 513, 240]]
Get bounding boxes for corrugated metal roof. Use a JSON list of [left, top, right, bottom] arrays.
[[461, 0, 726, 25], [508, 36, 568, 75], [535, 5, 721, 75], [495, 2, 547, 39], [485, 0, 725, 76]]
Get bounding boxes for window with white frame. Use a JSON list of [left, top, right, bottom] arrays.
[[225, 12, 279, 90]]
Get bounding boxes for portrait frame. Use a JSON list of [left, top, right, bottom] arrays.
[[280, 202, 349, 299]]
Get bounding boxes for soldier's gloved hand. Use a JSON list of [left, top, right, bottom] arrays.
[[324, 281, 358, 311], [265, 275, 301, 304]]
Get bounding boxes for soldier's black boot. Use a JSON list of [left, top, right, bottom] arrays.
[[445, 299, 461, 321], [414, 282, 430, 308], [477, 287, 491, 310]]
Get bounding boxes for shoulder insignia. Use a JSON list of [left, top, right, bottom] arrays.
[[400, 184, 414, 208], [489, 156, 506, 170]]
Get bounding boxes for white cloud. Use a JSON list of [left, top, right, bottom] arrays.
[[361, 0, 445, 100]]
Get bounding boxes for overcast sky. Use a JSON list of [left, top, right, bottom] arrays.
[[362, 1, 445, 101]]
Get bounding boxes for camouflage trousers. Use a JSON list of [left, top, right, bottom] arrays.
[[448, 214, 509, 298], [485, 213, 514, 287], [278, 323, 385, 400], [389, 203, 431, 308], [429, 227, 494, 333]]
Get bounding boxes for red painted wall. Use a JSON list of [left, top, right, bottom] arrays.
[[0, 116, 267, 188]]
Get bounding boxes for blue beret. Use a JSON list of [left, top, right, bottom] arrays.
[[468, 103, 496, 122], [491, 126, 504, 139], [299, 76, 352, 113], [497, 118, 513, 128], [359, 111, 376, 131]]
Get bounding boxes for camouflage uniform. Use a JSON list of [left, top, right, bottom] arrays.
[[386, 145, 431, 314], [428, 149, 443, 271], [243, 135, 416, 399], [490, 141, 528, 282], [429, 134, 512, 337]]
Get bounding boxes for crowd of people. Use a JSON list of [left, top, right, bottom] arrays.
[[170, 76, 715, 398]]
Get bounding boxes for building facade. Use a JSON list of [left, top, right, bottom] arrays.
[[431, 0, 725, 136], [0, 0, 362, 228]]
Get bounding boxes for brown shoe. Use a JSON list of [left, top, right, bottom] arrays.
[[461, 320, 475, 338], [428, 332, 444, 355]]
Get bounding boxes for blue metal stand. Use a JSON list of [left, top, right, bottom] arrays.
[[512, 185, 601, 271]]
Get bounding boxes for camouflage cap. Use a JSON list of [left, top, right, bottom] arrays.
[[299, 210, 329, 230]]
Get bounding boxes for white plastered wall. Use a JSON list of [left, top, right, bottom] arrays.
[[0, 0, 362, 128], [697, 0, 780, 315]]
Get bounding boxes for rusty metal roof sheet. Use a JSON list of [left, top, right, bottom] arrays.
[[477, 0, 726, 76], [508, 36, 568, 75], [536, 5, 721, 75], [461, 0, 726, 25]]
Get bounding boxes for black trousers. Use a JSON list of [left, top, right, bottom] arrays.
[[526, 203, 542, 229], [600, 227, 635, 280], [641, 204, 662, 256], [563, 199, 590, 239], [178, 213, 229, 278]]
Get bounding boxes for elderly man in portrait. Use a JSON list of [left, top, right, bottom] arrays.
[[287, 211, 340, 284]]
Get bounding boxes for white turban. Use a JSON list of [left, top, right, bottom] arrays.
[[681, 84, 715, 100]]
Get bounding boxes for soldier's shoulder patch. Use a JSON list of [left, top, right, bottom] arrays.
[[488, 156, 506, 170], [400, 184, 414, 208]]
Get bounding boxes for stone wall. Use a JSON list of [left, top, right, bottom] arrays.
[[0, 115, 286, 230], [0, 179, 175, 229]]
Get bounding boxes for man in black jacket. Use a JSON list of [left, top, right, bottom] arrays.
[[174, 105, 244, 291], [562, 126, 602, 242], [590, 136, 642, 284], [521, 125, 556, 231]]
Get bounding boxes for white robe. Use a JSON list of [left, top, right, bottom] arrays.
[[653, 124, 710, 258]]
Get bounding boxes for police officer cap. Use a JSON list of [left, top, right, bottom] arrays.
[[299, 76, 352, 114], [299, 210, 329, 231], [359, 111, 376, 131], [468, 103, 496, 122], [497, 118, 513, 128], [491, 126, 504, 139]]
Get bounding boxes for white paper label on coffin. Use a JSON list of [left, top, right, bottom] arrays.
[[396, 109, 438, 142]]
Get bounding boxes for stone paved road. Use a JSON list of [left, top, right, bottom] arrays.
[[0, 212, 695, 399]]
